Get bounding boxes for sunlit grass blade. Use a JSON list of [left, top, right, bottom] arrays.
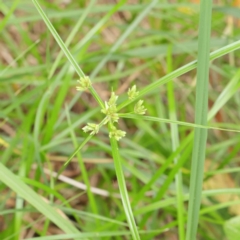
[[186, 1, 212, 239], [109, 124, 140, 240]]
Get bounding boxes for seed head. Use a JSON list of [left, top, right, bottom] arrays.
[[82, 123, 99, 135], [134, 100, 147, 115], [109, 126, 126, 141], [128, 85, 139, 100], [101, 92, 119, 123], [76, 76, 91, 91]]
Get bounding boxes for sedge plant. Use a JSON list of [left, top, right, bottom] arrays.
[[1, 0, 240, 239], [32, 0, 240, 239]]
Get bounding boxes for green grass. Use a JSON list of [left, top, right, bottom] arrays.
[[1, 0, 240, 239], [186, 1, 212, 239]]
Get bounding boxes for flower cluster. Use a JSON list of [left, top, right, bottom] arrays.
[[128, 85, 139, 100], [101, 92, 119, 124], [76, 76, 91, 91], [82, 123, 99, 135], [109, 126, 126, 141], [134, 100, 147, 115], [80, 84, 147, 141]]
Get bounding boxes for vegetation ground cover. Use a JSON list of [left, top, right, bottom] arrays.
[[1, 1, 240, 239]]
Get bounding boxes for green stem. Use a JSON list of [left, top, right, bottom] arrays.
[[109, 123, 140, 240]]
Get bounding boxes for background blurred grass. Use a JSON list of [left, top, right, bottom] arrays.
[[1, 0, 240, 239]]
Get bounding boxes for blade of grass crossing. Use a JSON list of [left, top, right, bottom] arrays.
[[130, 65, 240, 227], [48, 0, 97, 79], [109, 124, 140, 240], [119, 114, 240, 133], [32, 0, 85, 77], [117, 39, 240, 111], [32, 0, 104, 108], [65, 106, 99, 217], [14, 110, 35, 239], [54, 0, 127, 126], [166, 45, 185, 240], [186, 1, 212, 239]]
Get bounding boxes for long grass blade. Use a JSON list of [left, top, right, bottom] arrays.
[[166, 46, 185, 240], [32, 0, 104, 108], [0, 163, 81, 236], [65, 106, 98, 216], [186, 1, 212, 239], [119, 114, 240, 133], [117, 39, 240, 111], [135, 188, 240, 216], [32, 0, 85, 77], [48, 0, 97, 79], [109, 124, 140, 240]]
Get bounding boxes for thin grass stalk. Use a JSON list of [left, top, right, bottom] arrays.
[[109, 124, 140, 240], [32, 0, 104, 108], [65, 107, 99, 217], [117, 39, 240, 111], [32, 0, 85, 77], [134, 188, 240, 216], [48, 0, 97, 79], [166, 46, 185, 240], [119, 114, 240, 133], [186, 1, 212, 239]]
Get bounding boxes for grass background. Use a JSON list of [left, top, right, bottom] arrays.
[[1, 0, 240, 239]]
